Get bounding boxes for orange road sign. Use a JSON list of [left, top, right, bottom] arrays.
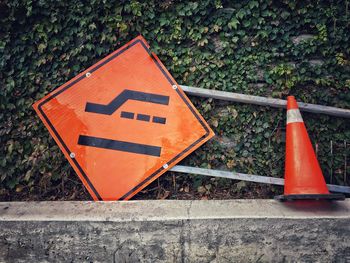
[[33, 36, 214, 201]]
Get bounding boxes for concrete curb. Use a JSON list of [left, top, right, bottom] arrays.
[[1, 199, 350, 221], [1, 200, 349, 262]]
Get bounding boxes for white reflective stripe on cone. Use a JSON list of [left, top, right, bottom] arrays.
[[287, 109, 303, 124]]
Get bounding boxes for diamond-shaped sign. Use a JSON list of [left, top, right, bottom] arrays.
[[33, 36, 214, 200]]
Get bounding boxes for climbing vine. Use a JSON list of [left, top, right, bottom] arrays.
[[1, 0, 349, 199]]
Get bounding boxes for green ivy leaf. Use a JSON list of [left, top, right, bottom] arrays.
[[228, 18, 240, 30]]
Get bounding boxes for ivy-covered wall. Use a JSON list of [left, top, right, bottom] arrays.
[[1, 0, 349, 199]]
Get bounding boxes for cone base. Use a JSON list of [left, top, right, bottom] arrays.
[[274, 193, 345, 202]]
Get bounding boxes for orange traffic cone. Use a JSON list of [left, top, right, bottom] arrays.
[[275, 96, 344, 201]]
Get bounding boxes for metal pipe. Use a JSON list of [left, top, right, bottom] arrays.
[[170, 165, 350, 194], [180, 85, 350, 118]]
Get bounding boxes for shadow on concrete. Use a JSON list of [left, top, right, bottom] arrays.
[[280, 200, 349, 214]]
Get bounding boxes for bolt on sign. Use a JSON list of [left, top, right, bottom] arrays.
[[33, 36, 214, 201]]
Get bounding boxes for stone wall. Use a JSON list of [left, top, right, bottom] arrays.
[[1, 200, 349, 262]]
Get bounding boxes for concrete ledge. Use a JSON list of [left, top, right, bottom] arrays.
[[1, 200, 350, 262], [1, 199, 350, 221]]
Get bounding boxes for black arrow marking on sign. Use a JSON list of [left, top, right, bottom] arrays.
[[85, 89, 169, 115], [80, 89, 169, 156], [78, 135, 161, 157]]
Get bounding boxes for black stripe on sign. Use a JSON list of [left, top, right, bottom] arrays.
[[136, 114, 150, 122], [85, 89, 169, 115], [121, 111, 134, 119], [78, 135, 161, 157], [152, 116, 166, 124]]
